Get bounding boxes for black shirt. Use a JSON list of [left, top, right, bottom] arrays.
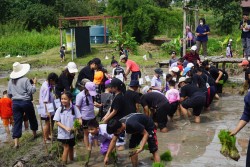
[[124, 90, 140, 114], [180, 83, 203, 98], [55, 72, 74, 97], [77, 66, 94, 86], [120, 113, 154, 134], [192, 74, 206, 91], [239, 20, 250, 38], [140, 92, 168, 109], [209, 66, 220, 80], [110, 93, 126, 120]]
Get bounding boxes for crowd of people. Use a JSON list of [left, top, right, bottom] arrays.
[[2, 15, 250, 167]]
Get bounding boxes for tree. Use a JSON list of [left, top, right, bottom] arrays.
[[153, 0, 172, 8], [197, 0, 242, 34], [107, 0, 169, 43]]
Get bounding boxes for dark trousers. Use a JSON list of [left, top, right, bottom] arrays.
[[156, 103, 170, 129], [131, 71, 141, 81], [12, 100, 38, 139], [247, 139, 250, 167]]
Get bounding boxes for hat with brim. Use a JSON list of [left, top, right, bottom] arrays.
[[10, 62, 30, 79], [154, 68, 163, 76], [67, 62, 78, 73], [120, 55, 127, 61], [191, 45, 197, 51], [78, 78, 91, 88], [178, 77, 186, 85], [85, 82, 97, 96], [239, 59, 249, 66], [183, 66, 191, 76]]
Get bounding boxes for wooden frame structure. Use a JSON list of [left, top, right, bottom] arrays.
[[58, 15, 123, 46]]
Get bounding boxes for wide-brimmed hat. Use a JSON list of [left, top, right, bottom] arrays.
[[129, 80, 140, 87], [78, 78, 91, 88], [85, 82, 97, 96], [10, 62, 30, 79], [67, 62, 78, 73], [187, 63, 194, 68], [105, 79, 111, 88], [239, 59, 249, 66]]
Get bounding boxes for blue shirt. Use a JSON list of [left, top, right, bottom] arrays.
[[53, 104, 81, 139], [241, 92, 250, 122], [196, 25, 210, 42]]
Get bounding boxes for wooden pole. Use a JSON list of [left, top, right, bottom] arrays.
[[183, 1, 187, 56], [104, 17, 107, 44]]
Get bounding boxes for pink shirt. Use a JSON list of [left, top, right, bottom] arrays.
[[165, 89, 180, 104], [126, 60, 140, 72]]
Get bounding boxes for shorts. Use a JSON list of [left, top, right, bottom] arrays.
[[58, 138, 75, 147], [81, 118, 96, 129], [2, 117, 13, 126], [129, 128, 158, 154], [168, 101, 179, 117], [181, 95, 206, 116], [41, 115, 54, 121]]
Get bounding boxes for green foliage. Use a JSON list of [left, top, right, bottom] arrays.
[[0, 27, 59, 56], [152, 162, 165, 167], [218, 129, 240, 161], [73, 119, 81, 129], [161, 36, 181, 53], [113, 32, 138, 54], [160, 150, 173, 161]]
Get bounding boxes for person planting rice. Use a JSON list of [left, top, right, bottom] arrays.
[[231, 90, 250, 166], [151, 68, 163, 92], [104, 113, 160, 167], [120, 55, 141, 81]]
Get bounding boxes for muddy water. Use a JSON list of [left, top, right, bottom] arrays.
[[0, 67, 248, 166]]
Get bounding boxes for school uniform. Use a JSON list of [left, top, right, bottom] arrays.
[[75, 90, 95, 128], [53, 104, 81, 146], [151, 76, 162, 90], [89, 124, 113, 155], [39, 81, 55, 120]]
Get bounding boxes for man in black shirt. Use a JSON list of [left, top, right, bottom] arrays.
[[179, 77, 206, 123], [140, 92, 170, 133], [105, 113, 160, 166], [124, 80, 141, 115]]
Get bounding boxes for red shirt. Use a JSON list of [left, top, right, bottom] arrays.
[[126, 60, 140, 72], [0, 98, 13, 119], [184, 52, 200, 63]]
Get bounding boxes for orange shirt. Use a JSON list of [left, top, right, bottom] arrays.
[[93, 71, 104, 85], [0, 98, 13, 119], [126, 59, 140, 72]]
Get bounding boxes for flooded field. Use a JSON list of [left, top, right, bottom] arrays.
[[0, 67, 248, 166]]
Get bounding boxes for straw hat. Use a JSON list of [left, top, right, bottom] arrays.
[[10, 62, 30, 79]]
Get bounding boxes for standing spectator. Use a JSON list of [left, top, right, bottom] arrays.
[[196, 18, 210, 57], [8, 62, 38, 148], [169, 51, 178, 67], [55, 62, 78, 98], [120, 55, 141, 81], [240, 13, 250, 59], [0, 90, 13, 140], [226, 39, 233, 58], [186, 26, 195, 47], [60, 44, 66, 62], [76, 58, 101, 86]]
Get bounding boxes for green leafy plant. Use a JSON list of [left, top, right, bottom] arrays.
[[161, 36, 181, 53], [152, 162, 165, 167], [113, 32, 138, 54], [218, 129, 240, 161], [160, 150, 172, 162]]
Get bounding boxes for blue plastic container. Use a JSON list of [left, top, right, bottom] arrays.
[[90, 25, 109, 44]]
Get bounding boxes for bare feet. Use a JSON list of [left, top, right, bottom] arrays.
[[117, 145, 125, 151], [160, 127, 168, 133], [194, 116, 201, 123]]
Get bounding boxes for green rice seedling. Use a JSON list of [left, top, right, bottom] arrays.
[[160, 150, 172, 162], [152, 162, 165, 167]]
